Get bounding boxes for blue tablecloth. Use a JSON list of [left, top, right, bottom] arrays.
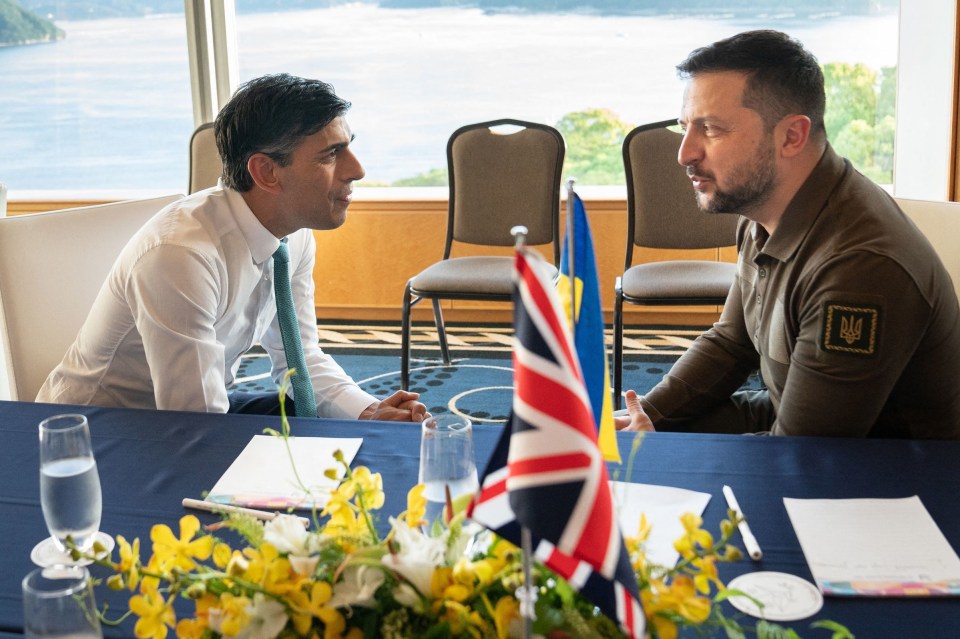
[[1, 400, 958, 637]]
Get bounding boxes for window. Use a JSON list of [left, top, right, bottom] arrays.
[[233, 2, 900, 189], [0, 3, 192, 195], [6, 1, 955, 197]]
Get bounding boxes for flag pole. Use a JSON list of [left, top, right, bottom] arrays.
[[510, 223, 536, 639], [565, 178, 577, 331]]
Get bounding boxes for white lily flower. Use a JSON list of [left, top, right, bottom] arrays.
[[288, 554, 320, 577], [328, 564, 386, 608], [263, 514, 313, 555], [235, 593, 287, 639], [382, 518, 446, 601]]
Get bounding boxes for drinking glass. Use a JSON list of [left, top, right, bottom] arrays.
[[32, 414, 105, 567], [418, 414, 478, 525], [22, 564, 103, 639]]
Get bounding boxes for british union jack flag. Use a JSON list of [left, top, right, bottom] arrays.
[[468, 246, 645, 639]]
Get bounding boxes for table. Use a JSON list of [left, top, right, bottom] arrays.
[[1, 400, 958, 637]]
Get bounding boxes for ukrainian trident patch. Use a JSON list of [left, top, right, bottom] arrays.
[[821, 302, 880, 356]]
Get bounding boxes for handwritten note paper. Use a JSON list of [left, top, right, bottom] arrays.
[[784, 496, 960, 596], [207, 435, 362, 510], [611, 482, 711, 568]]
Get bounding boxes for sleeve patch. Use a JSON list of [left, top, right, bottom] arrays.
[[821, 302, 880, 357]]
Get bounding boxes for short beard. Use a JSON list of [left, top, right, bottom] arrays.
[[694, 140, 777, 215]]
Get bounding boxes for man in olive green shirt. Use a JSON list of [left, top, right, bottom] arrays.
[[617, 30, 960, 439]]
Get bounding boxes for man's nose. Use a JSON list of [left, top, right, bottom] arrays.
[[342, 147, 365, 181], [677, 130, 702, 168]]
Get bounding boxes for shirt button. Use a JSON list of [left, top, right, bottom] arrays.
[[759, 268, 766, 278], [756, 294, 762, 304]]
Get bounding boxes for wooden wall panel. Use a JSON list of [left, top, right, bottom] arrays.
[[8, 196, 731, 325]]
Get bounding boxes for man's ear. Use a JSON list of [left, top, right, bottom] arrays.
[[779, 115, 812, 158], [247, 153, 282, 194]]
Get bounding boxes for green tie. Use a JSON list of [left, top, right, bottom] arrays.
[[273, 241, 317, 417]]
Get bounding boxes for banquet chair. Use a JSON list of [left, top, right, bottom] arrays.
[[0, 194, 183, 401], [188, 122, 222, 193], [895, 197, 960, 301], [613, 120, 739, 408], [400, 119, 565, 389]]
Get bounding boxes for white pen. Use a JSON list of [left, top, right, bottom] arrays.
[[182, 498, 310, 528], [722, 485, 763, 561]]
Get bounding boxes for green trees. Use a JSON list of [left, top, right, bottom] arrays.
[[823, 62, 896, 184], [389, 63, 897, 187], [555, 108, 633, 185]]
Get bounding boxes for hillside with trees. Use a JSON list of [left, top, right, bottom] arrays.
[[0, 0, 63, 46]]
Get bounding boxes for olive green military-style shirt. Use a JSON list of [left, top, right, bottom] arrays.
[[642, 145, 960, 439]]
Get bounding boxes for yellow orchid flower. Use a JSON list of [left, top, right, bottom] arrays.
[[212, 542, 233, 569], [150, 515, 214, 573], [404, 483, 427, 528], [115, 534, 141, 591], [129, 583, 175, 639], [438, 600, 487, 638], [679, 512, 715, 550], [174, 593, 216, 639], [241, 543, 296, 595], [288, 580, 334, 635], [216, 592, 251, 636], [493, 596, 520, 639], [691, 555, 723, 595]]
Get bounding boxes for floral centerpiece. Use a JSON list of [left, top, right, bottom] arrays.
[[76, 379, 852, 639], [80, 456, 852, 639]]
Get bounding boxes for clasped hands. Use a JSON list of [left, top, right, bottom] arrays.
[[359, 390, 430, 423]]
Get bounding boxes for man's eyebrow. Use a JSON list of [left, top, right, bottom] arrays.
[[318, 134, 356, 155]]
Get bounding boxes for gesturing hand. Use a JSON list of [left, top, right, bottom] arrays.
[[614, 390, 655, 432]]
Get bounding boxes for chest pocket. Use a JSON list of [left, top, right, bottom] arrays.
[[766, 298, 790, 364]]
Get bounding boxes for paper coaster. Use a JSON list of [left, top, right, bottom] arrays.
[[30, 532, 115, 568], [727, 571, 824, 621]]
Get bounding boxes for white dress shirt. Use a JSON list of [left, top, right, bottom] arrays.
[[37, 184, 377, 418]]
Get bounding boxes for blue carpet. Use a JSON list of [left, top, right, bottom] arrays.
[[231, 323, 763, 423]]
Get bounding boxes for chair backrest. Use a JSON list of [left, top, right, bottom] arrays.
[[446, 119, 564, 263], [623, 120, 739, 264], [0, 194, 183, 401], [895, 197, 960, 301], [189, 122, 222, 194]]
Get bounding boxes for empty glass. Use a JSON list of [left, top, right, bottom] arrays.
[[22, 564, 103, 639], [32, 414, 105, 567], [418, 414, 478, 525]]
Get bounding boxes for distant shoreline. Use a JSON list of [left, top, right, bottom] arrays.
[[0, 35, 63, 48]]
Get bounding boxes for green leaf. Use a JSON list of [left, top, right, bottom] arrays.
[[756, 620, 801, 639], [810, 620, 855, 639]]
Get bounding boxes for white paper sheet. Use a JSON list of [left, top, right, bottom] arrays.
[[611, 481, 712, 568], [206, 435, 363, 510], [783, 495, 960, 596]]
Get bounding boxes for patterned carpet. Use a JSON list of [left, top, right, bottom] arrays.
[[231, 322, 726, 422]]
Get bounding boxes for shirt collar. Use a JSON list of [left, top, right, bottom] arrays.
[[220, 180, 282, 265], [757, 144, 848, 263]]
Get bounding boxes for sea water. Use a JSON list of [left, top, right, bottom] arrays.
[[40, 457, 102, 552], [423, 470, 479, 527]]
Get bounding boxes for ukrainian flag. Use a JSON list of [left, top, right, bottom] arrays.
[[557, 192, 620, 462]]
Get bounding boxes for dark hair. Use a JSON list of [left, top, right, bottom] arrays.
[[215, 73, 351, 191], [677, 30, 825, 138]]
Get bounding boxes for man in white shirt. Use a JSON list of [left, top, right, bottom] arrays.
[[37, 74, 427, 422]]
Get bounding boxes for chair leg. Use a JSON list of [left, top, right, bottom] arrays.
[[613, 278, 624, 410], [401, 281, 416, 389], [432, 299, 451, 366]]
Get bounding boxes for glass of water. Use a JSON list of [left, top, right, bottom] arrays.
[[32, 414, 104, 567], [418, 414, 478, 526], [22, 564, 103, 639]]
